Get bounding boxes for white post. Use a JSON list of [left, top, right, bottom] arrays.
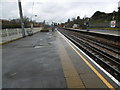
[[31, 23, 33, 34], [6, 29, 9, 37], [17, 28, 21, 37], [6, 29, 10, 41]]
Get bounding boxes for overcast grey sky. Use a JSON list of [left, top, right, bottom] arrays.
[[0, 0, 119, 23]]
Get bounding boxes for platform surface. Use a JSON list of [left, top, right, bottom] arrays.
[[2, 30, 120, 89], [89, 29, 120, 36], [67, 28, 120, 36]]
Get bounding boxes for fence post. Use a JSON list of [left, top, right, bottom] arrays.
[[17, 28, 19, 36], [5, 29, 11, 41], [6, 29, 9, 37]]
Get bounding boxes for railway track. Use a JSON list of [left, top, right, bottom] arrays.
[[58, 28, 120, 82]]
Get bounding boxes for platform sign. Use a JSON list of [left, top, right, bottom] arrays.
[[110, 20, 116, 28]]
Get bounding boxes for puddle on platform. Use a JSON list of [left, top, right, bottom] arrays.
[[40, 39, 43, 41], [34, 45, 45, 48], [5, 72, 17, 78]]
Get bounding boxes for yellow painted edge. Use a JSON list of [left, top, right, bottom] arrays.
[[57, 37, 85, 88], [64, 36, 115, 90]]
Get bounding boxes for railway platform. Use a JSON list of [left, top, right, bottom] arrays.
[[66, 28, 120, 37], [2, 29, 120, 89], [89, 29, 120, 36]]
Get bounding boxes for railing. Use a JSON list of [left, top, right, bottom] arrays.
[[0, 27, 42, 44]]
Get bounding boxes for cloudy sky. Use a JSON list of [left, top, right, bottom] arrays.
[[0, 0, 119, 24]]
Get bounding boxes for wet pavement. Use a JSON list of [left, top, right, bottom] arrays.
[[2, 30, 119, 89], [2, 31, 66, 88]]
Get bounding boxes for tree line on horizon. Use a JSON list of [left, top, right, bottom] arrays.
[[1, 16, 43, 29], [1, 10, 120, 29], [60, 10, 120, 29]]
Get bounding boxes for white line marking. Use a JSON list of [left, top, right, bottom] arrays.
[[57, 30, 120, 86]]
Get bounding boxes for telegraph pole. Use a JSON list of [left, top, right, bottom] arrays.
[[18, 0, 26, 37]]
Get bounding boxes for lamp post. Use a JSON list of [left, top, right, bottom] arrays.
[[118, 1, 120, 9], [86, 18, 89, 31], [18, 0, 26, 37], [118, 1, 120, 28], [30, 15, 37, 35], [52, 22, 54, 32], [84, 15, 89, 31]]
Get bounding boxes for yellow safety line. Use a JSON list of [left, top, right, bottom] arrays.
[[64, 36, 115, 90], [57, 37, 85, 88]]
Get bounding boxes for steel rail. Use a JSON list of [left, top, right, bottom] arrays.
[[59, 29, 120, 81]]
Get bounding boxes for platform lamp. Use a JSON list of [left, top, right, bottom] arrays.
[[30, 15, 37, 34], [86, 18, 90, 31]]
